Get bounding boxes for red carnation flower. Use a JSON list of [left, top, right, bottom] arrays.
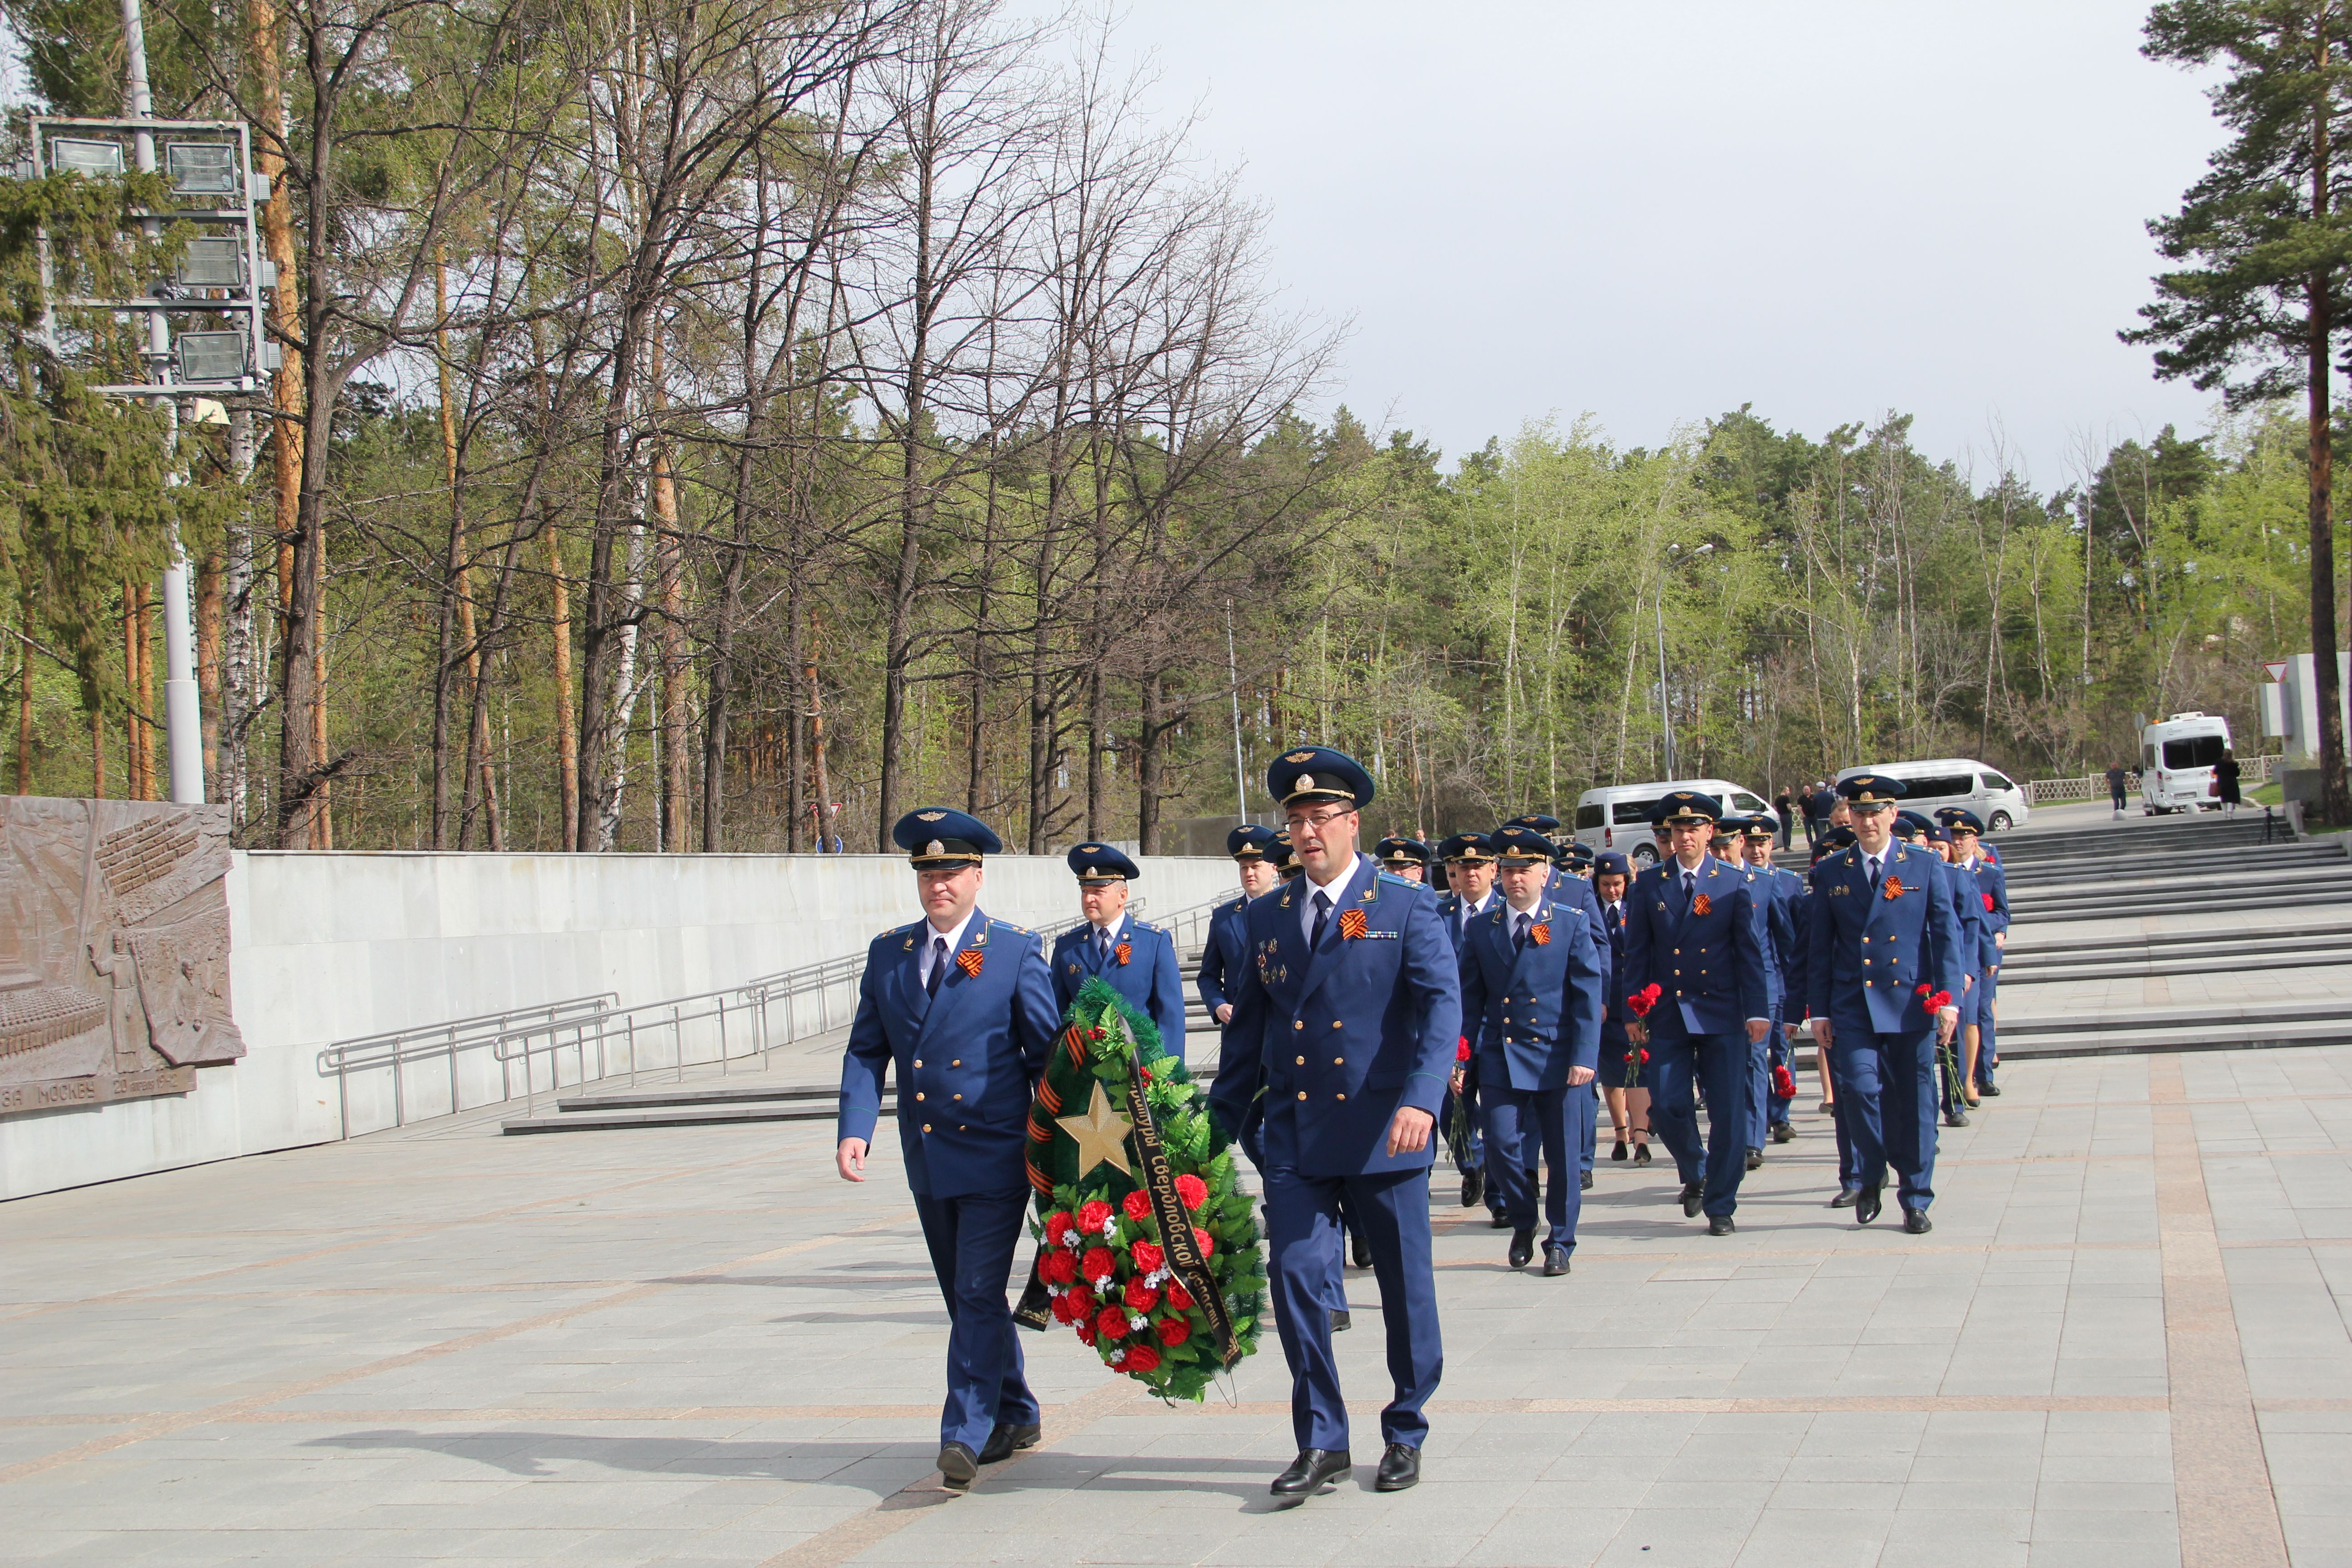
[[1915, 983, 1930, 996], [1122, 1190, 1153, 1222], [1983, 892, 1996, 912], [1156, 1316, 1191, 1346], [1124, 1278, 1158, 1313], [1044, 1211, 1075, 1248], [1041, 1249, 1078, 1286], [1097, 1304, 1130, 1341], [1050, 1290, 1083, 1324], [1063, 1285, 1095, 1318], [1123, 1344, 1161, 1374], [1639, 1049, 1650, 1063], [1193, 1228, 1215, 1258], [1455, 1036, 1471, 1062], [1175, 1175, 1208, 1210], [1077, 1199, 1113, 1233], [1074, 1318, 1097, 1345], [1130, 1241, 1165, 1275], [1080, 1246, 1115, 1284], [1927, 990, 1952, 1011], [1166, 1279, 1194, 1310]]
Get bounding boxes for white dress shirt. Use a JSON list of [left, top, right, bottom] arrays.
[[1300, 853, 1372, 946], [917, 908, 979, 988]]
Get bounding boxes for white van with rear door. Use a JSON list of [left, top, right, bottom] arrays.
[[1832, 759, 2030, 832], [2139, 712, 2232, 813], [1572, 778, 1775, 867]]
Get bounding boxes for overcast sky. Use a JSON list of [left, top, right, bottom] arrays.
[[1070, 0, 2228, 490]]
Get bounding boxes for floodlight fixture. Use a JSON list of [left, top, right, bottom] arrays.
[[50, 138, 126, 179], [164, 142, 237, 196], [173, 330, 247, 382], [176, 237, 246, 289]]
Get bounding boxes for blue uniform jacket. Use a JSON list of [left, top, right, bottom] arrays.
[[1456, 898, 1604, 1090], [1195, 895, 1251, 1018], [1941, 858, 1988, 981], [1962, 858, 2008, 971], [1745, 865, 1803, 1019], [1620, 854, 1770, 1037], [1546, 868, 1606, 931], [1597, 897, 1631, 1052], [1051, 915, 1188, 1059], [1804, 843, 1965, 1035], [838, 910, 1061, 1199], [1207, 855, 1463, 1178]]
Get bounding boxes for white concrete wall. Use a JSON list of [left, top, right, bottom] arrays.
[[0, 850, 1236, 1201]]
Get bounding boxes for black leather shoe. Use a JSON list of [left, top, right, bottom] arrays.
[[1903, 1209, 1933, 1235], [1580, 1170, 1594, 1191], [1770, 1123, 1794, 1144], [1328, 1308, 1351, 1333], [1351, 1234, 1373, 1269], [937, 1441, 980, 1489], [1708, 1214, 1735, 1236], [1508, 1227, 1535, 1269], [1375, 1442, 1421, 1491], [1855, 1184, 1882, 1226], [1633, 1144, 1652, 1164], [1681, 1181, 1704, 1218], [976, 1421, 1040, 1465], [1611, 1139, 1628, 1161], [1945, 1109, 1969, 1128], [1981, 1082, 2001, 1097], [1829, 1186, 1860, 1209], [1459, 1168, 1483, 1208], [1489, 1211, 1511, 1229], [1745, 1147, 1764, 1171], [1271, 1447, 1350, 1496], [1543, 1245, 1570, 1276]]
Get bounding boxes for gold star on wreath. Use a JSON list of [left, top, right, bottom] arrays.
[[1056, 1080, 1134, 1180]]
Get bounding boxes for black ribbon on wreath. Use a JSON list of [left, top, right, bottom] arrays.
[[1122, 1048, 1243, 1371]]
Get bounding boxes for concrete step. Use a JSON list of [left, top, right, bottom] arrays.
[[2005, 920, 2352, 959], [554, 1083, 842, 1112], [2009, 874, 2352, 924], [1994, 942, 2352, 985], [1991, 819, 2285, 862], [1994, 999, 2352, 1059], [503, 1101, 891, 1133], [2001, 840, 2339, 888]]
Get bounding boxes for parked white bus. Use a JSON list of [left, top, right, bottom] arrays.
[[2139, 712, 2232, 813], [1831, 759, 2031, 833], [1572, 778, 1775, 867]]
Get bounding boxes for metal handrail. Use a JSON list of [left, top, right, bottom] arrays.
[[317, 992, 618, 1136]]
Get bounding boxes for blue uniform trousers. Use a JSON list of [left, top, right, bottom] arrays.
[[1976, 969, 1999, 1088], [1480, 1084, 1580, 1249], [1649, 1031, 1752, 1217], [1828, 1029, 1939, 1212], [911, 1190, 1041, 1452], [1745, 1031, 1771, 1151], [1829, 1090, 1860, 1190], [1579, 1083, 1599, 1174], [1264, 1162, 1442, 1451]]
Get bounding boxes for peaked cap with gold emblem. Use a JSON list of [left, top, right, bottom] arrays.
[[1265, 745, 1375, 809], [1837, 773, 1907, 805], [890, 807, 1002, 867], [1065, 842, 1142, 884], [1647, 790, 1722, 828]]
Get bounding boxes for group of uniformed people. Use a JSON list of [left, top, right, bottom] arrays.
[[834, 747, 2012, 1503]]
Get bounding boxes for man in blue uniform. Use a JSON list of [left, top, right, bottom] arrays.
[[1593, 850, 1650, 1164], [1921, 821, 1986, 1130], [1049, 843, 1189, 1061], [1375, 835, 1433, 882], [1197, 826, 1281, 1035], [1937, 808, 2008, 1101], [1621, 792, 1771, 1235], [1209, 746, 1460, 1499], [1738, 815, 1804, 1149], [1436, 831, 1505, 1221], [1808, 826, 1865, 1207], [1807, 775, 1963, 1235], [1455, 825, 1605, 1275], [836, 809, 1063, 1489]]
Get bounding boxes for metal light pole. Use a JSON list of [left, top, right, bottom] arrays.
[[1226, 601, 1247, 822], [122, 0, 206, 805]]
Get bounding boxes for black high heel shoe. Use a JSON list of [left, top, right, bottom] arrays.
[[1633, 1142, 1652, 1165], [1610, 1138, 1628, 1161]]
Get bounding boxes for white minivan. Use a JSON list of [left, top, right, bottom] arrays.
[[2140, 711, 2233, 813], [1572, 778, 1776, 867], [1832, 759, 2031, 832]]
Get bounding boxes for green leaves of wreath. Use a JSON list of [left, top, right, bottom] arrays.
[[1024, 977, 1264, 1403]]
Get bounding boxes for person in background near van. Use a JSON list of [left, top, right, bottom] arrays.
[[1774, 788, 1795, 849], [2216, 749, 2243, 816], [1805, 780, 1839, 849], [1622, 791, 1771, 1236], [2106, 761, 2130, 818], [1593, 851, 1649, 1164], [1807, 775, 1962, 1235], [1436, 833, 1506, 1223], [1740, 816, 1803, 1147]]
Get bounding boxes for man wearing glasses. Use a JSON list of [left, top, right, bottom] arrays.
[[1805, 775, 1963, 1234], [1208, 746, 1460, 1502]]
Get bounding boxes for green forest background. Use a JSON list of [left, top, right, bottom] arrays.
[[0, 0, 2328, 854]]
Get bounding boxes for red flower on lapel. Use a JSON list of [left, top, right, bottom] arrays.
[[955, 948, 984, 979], [1529, 922, 1552, 946], [1114, 941, 1132, 966], [1690, 893, 1711, 916], [1338, 907, 1369, 941], [1882, 876, 1906, 900]]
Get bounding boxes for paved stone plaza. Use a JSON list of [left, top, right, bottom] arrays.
[[3, 1040, 2347, 1568]]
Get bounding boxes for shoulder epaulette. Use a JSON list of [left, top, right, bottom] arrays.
[[1375, 870, 1419, 891], [990, 919, 1033, 936]]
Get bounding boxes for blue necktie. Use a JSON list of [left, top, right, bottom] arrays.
[[926, 937, 946, 998], [1311, 890, 1332, 949]]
